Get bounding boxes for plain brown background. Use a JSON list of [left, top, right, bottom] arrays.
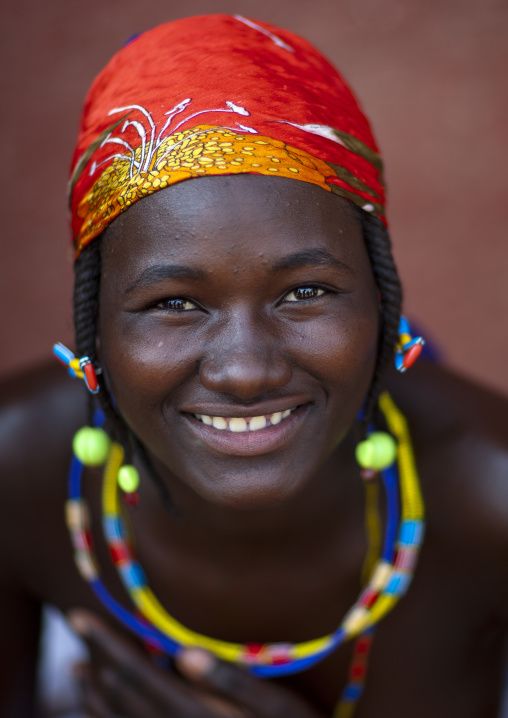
[[1, 0, 507, 394]]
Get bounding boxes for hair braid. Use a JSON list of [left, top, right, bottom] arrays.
[[73, 242, 174, 509], [74, 243, 131, 455], [358, 211, 403, 437]]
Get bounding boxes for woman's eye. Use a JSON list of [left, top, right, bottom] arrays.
[[284, 286, 325, 302], [156, 298, 197, 311]]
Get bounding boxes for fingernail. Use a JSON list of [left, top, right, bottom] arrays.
[[68, 611, 90, 637], [177, 648, 215, 678]]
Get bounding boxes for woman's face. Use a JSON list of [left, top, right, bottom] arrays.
[[98, 175, 379, 509]]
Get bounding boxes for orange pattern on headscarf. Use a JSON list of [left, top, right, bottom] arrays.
[[76, 125, 362, 254]]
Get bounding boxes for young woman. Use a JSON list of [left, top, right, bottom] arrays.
[[0, 14, 507, 718]]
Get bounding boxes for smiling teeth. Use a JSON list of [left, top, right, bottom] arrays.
[[229, 418, 247, 432], [249, 415, 267, 431], [195, 408, 295, 432]]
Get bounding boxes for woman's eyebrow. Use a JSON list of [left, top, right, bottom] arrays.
[[271, 248, 352, 273], [125, 264, 207, 293]]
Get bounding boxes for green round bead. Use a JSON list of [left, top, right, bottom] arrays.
[[355, 439, 375, 468], [72, 427, 111, 466], [117, 465, 140, 493], [355, 431, 397, 470]]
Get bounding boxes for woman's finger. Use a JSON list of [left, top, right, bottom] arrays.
[[177, 649, 322, 718], [70, 610, 246, 716], [99, 666, 165, 718], [76, 664, 121, 718], [69, 610, 147, 676]]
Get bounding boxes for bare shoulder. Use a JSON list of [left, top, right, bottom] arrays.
[[0, 360, 88, 484], [0, 362, 88, 576], [388, 360, 508, 608], [0, 363, 89, 714]]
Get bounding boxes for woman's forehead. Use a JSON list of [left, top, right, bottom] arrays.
[[100, 175, 367, 282], [105, 174, 360, 246]]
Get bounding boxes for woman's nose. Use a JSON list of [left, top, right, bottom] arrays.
[[199, 316, 292, 400]]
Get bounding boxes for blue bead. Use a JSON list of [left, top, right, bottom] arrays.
[[343, 684, 363, 700], [399, 520, 423, 546], [103, 516, 125, 542], [395, 352, 406, 372], [384, 571, 411, 596], [53, 342, 74, 365], [398, 316, 410, 335], [119, 562, 146, 589]]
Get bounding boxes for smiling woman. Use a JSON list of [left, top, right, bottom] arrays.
[[0, 13, 507, 718]]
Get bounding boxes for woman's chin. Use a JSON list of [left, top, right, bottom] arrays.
[[185, 468, 306, 512]]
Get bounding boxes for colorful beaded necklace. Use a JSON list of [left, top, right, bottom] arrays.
[[66, 392, 424, 707]]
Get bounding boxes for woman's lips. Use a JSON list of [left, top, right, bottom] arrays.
[[183, 404, 309, 456], [195, 408, 293, 432]]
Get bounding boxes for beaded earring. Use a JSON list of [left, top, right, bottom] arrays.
[[72, 425, 141, 505], [394, 317, 425, 373], [54, 342, 140, 504], [356, 317, 424, 480], [53, 342, 100, 394], [118, 462, 140, 505], [355, 431, 397, 481]]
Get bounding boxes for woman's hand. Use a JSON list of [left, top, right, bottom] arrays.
[[69, 610, 325, 718]]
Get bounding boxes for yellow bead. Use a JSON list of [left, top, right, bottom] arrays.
[[355, 432, 397, 470], [117, 465, 140, 493], [72, 427, 111, 466]]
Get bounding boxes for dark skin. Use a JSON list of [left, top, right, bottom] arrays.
[[0, 175, 507, 717]]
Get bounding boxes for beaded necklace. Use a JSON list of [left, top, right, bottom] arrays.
[[66, 392, 424, 708]]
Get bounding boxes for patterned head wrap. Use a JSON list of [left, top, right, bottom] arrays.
[[70, 14, 386, 257]]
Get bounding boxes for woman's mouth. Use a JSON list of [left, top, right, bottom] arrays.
[[194, 408, 294, 432], [183, 404, 309, 456]]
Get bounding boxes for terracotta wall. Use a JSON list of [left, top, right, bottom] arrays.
[[1, 0, 507, 393]]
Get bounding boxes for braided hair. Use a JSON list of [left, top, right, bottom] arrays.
[[357, 210, 403, 437], [73, 240, 173, 508], [73, 208, 402, 500]]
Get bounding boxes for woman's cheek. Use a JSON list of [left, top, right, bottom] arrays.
[[287, 303, 378, 387], [103, 318, 201, 416]]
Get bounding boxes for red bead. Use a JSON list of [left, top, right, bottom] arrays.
[[144, 639, 164, 655], [75, 531, 90, 552], [356, 636, 372, 655], [245, 643, 264, 657], [351, 663, 366, 679], [83, 362, 99, 392], [109, 542, 130, 564], [124, 492, 139, 506], [360, 468, 377, 481], [359, 588, 378, 608], [402, 342, 423, 369]]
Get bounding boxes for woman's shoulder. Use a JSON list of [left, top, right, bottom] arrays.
[[388, 361, 508, 602], [0, 362, 88, 571], [390, 359, 508, 452], [0, 360, 88, 475]]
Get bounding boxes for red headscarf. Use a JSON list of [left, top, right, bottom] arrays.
[[70, 14, 386, 256]]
